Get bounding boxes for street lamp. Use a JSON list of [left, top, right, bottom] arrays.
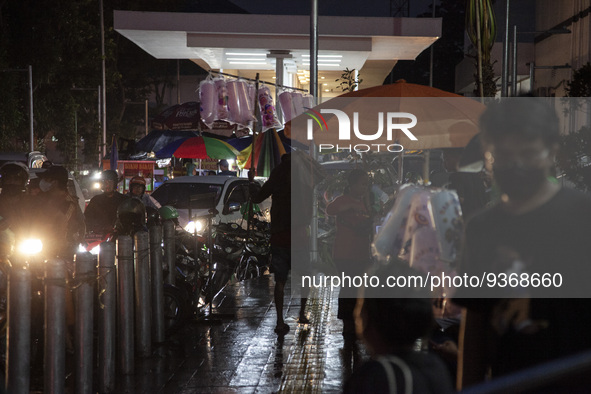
[[0, 65, 34, 151], [100, 0, 107, 161]]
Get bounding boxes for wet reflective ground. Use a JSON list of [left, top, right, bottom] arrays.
[[114, 275, 368, 393]]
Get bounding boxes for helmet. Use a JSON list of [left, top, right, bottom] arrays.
[[159, 205, 179, 220], [0, 161, 29, 189], [38, 165, 69, 190], [102, 170, 119, 183], [130, 176, 146, 186], [116, 198, 146, 235], [0, 162, 29, 186]]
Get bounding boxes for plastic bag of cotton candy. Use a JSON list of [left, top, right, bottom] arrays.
[[258, 85, 282, 131], [372, 185, 463, 267]]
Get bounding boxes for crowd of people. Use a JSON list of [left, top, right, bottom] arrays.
[[258, 98, 591, 393], [0, 98, 587, 392]]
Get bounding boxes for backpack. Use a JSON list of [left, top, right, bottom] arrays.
[[376, 355, 413, 394]]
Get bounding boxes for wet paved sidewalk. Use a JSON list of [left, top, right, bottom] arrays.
[[115, 275, 368, 393]]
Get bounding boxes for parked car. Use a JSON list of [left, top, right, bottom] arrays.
[[151, 175, 271, 234]]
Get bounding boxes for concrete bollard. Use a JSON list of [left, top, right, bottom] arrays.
[[5, 258, 31, 394], [44, 258, 66, 394], [117, 235, 134, 375], [74, 252, 95, 394], [98, 241, 116, 392], [134, 231, 151, 357], [163, 220, 175, 286], [149, 225, 165, 343]]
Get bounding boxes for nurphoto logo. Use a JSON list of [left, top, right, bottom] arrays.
[[306, 109, 418, 153]]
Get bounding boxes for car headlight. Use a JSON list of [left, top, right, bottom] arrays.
[[18, 238, 43, 256], [185, 220, 205, 234], [78, 243, 101, 255]]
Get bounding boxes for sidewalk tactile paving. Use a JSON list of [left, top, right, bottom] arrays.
[[110, 274, 369, 393]]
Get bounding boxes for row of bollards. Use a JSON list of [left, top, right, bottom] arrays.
[[5, 220, 176, 393]]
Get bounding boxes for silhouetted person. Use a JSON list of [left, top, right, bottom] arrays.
[[251, 153, 317, 335], [345, 264, 454, 394], [218, 159, 236, 176], [457, 98, 591, 389], [84, 170, 129, 233], [326, 169, 372, 343]]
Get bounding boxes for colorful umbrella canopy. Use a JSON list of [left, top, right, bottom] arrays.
[[136, 129, 199, 153], [284, 79, 485, 150], [152, 102, 201, 130], [225, 129, 292, 176], [155, 136, 239, 160]]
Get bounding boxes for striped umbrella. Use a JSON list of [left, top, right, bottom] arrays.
[[155, 136, 239, 160]]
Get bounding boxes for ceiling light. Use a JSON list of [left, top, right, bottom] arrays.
[[302, 55, 343, 58], [226, 52, 267, 56], [226, 57, 266, 61], [323, 83, 328, 86], [229, 61, 267, 65], [303, 63, 341, 67], [302, 59, 341, 62], [324, 89, 330, 92], [321, 76, 325, 79]]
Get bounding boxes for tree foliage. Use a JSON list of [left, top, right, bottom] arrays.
[[465, 0, 497, 97], [557, 63, 591, 190], [335, 68, 362, 92], [0, 0, 191, 167], [566, 62, 591, 97]]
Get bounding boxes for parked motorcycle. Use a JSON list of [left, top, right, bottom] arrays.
[[162, 216, 270, 332]]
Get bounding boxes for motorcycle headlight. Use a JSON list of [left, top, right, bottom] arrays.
[[89, 244, 101, 255], [185, 220, 205, 234], [18, 238, 43, 256]]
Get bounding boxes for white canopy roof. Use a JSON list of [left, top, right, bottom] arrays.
[[114, 11, 441, 91]]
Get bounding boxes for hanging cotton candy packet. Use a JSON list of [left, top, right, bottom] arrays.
[[199, 77, 217, 128], [257, 85, 282, 131]]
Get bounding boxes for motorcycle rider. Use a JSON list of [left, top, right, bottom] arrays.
[[128, 176, 161, 211], [0, 162, 33, 379], [0, 162, 37, 263], [34, 165, 86, 258], [84, 170, 129, 234], [0, 162, 32, 236]]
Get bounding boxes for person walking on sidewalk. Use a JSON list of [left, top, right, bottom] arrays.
[[252, 153, 312, 335], [326, 169, 373, 343]]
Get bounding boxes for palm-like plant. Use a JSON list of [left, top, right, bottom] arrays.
[[466, 0, 497, 97]]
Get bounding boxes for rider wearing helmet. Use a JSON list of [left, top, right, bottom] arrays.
[[115, 198, 146, 235], [84, 170, 129, 233], [0, 162, 32, 258], [34, 165, 86, 258], [128, 176, 161, 211]]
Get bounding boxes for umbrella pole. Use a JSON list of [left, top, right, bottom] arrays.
[[423, 150, 430, 185], [247, 73, 260, 239], [398, 150, 404, 184]]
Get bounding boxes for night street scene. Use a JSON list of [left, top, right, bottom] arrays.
[[3, 0, 591, 393]]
